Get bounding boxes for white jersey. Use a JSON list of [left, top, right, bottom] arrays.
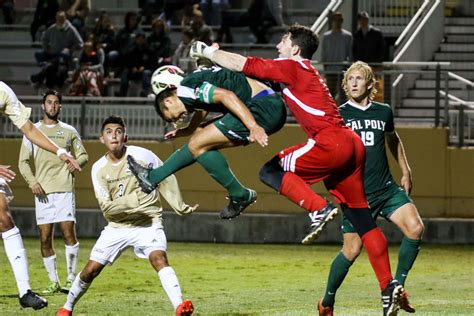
[[91, 145, 192, 228]]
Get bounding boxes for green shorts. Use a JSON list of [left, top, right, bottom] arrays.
[[341, 183, 413, 233], [213, 94, 286, 145]]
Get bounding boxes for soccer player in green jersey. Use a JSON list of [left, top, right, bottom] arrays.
[[19, 90, 89, 294], [318, 61, 423, 315], [127, 65, 286, 219]]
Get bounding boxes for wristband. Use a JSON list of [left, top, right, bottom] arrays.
[[203, 46, 218, 59], [56, 148, 67, 157]]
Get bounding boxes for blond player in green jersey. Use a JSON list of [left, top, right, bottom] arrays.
[[56, 115, 196, 316], [318, 61, 423, 316], [0, 81, 81, 310], [19, 90, 89, 294]]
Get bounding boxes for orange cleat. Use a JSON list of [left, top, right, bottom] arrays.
[[56, 307, 72, 316], [176, 299, 194, 316], [399, 290, 416, 313], [318, 299, 334, 316]]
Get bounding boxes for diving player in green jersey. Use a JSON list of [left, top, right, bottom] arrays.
[[318, 61, 423, 315], [128, 65, 286, 219]]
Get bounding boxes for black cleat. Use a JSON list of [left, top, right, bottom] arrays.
[[220, 189, 257, 219], [382, 279, 404, 316], [19, 290, 48, 310], [127, 155, 156, 194], [301, 202, 338, 244]]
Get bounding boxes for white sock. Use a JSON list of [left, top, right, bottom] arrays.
[[2, 226, 31, 296], [43, 254, 59, 283], [158, 266, 183, 310], [63, 273, 90, 311], [65, 242, 79, 281]]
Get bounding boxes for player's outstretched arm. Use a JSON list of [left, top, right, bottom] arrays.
[[191, 41, 247, 72], [20, 120, 82, 172], [0, 165, 16, 182]]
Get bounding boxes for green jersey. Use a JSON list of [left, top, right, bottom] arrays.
[[176, 66, 252, 113], [339, 101, 395, 194]]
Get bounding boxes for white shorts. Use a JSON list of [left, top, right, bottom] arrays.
[[0, 178, 13, 203], [35, 192, 76, 225], [90, 222, 167, 266]]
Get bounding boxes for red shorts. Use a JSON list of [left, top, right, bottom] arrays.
[[277, 127, 368, 208]]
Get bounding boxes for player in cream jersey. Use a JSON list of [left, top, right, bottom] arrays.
[[0, 82, 81, 310], [57, 115, 196, 316], [19, 90, 89, 294]]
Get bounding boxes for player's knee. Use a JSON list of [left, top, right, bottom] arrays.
[[149, 250, 169, 270], [406, 218, 424, 240], [342, 246, 361, 261], [259, 157, 284, 191]]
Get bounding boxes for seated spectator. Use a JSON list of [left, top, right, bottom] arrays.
[[117, 32, 155, 97], [60, 0, 91, 37], [30, 11, 83, 89], [1, 0, 15, 24], [92, 12, 116, 75], [172, 28, 195, 72], [108, 11, 143, 77], [199, 0, 229, 26], [147, 18, 172, 67], [189, 9, 213, 45], [69, 39, 104, 96], [30, 0, 59, 42]]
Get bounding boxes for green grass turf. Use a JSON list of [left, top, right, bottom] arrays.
[[0, 239, 473, 315]]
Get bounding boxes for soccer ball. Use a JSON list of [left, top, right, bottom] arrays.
[[151, 65, 185, 95]]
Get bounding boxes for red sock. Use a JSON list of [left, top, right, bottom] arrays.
[[279, 172, 326, 212], [361, 227, 392, 290]]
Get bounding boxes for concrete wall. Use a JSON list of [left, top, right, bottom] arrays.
[[2, 125, 473, 217]]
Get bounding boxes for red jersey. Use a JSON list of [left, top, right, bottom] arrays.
[[243, 57, 346, 137]]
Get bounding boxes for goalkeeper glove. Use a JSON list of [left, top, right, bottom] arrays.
[[190, 41, 218, 60]]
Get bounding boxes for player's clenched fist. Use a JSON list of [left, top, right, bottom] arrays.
[[190, 41, 217, 59]]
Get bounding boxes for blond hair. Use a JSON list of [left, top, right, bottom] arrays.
[[342, 61, 377, 100]]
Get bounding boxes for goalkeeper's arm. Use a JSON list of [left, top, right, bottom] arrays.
[[190, 41, 247, 72]]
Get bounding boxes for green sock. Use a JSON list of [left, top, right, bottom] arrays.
[[195, 150, 247, 199], [322, 251, 354, 307], [395, 236, 421, 286], [148, 144, 196, 185]]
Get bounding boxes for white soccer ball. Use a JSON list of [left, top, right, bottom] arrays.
[[151, 65, 185, 95]]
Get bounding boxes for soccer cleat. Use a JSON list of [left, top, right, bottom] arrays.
[[399, 290, 416, 313], [176, 299, 194, 316], [56, 307, 73, 316], [381, 279, 404, 316], [19, 290, 48, 310], [220, 189, 257, 219], [318, 299, 334, 316], [42, 281, 61, 294], [301, 202, 339, 244], [60, 280, 73, 294], [127, 155, 157, 194]]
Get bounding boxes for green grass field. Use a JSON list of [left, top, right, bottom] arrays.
[[1, 239, 473, 315]]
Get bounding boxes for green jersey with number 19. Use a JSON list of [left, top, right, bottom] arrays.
[[339, 100, 395, 194]]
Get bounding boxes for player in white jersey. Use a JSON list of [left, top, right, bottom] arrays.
[[18, 90, 89, 294], [0, 81, 81, 310], [56, 115, 197, 316]]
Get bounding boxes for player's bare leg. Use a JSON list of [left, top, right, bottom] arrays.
[[149, 250, 194, 315], [59, 221, 79, 292], [39, 223, 61, 293], [0, 194, 48, 309]]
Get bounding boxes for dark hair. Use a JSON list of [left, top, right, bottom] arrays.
[[154, 89, 176, 123], [101, 115, 126, 132], [287, 24, 319, 59], [124, 11, 138, 28], [42, 89, 62, 104]]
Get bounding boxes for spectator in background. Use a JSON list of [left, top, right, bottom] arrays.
[[217, 0, 283, 44], [353, 11, 386, 65], [147, 18, 173, 67], [30, 11, 83, 89], [199, 0, 229, 26], [60, 0, 91, 38], [190, 9, 213, 45], [172, 28, 195, 72], [92, 12, 116, 76], [108, 11, 143, 77], [0, 0, 14, 24], [68, 39, 104, 96], [117, 32, 155, 97], [321, 11, 352, 105], [139, 0, 164, 25], [31, 0, 59, 42]]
